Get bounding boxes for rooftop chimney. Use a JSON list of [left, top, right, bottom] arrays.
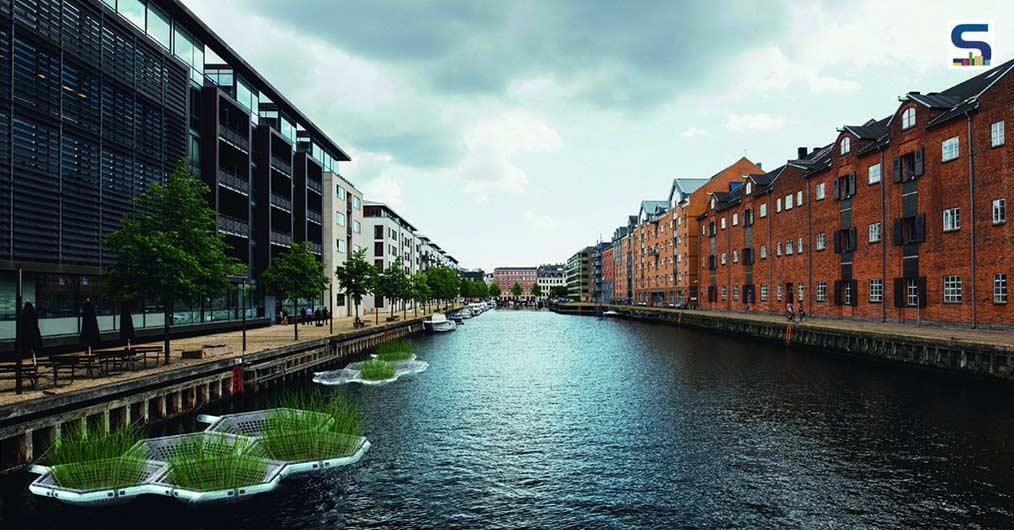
[[757, 162, 763, 169], [797, 147, 808, 159]]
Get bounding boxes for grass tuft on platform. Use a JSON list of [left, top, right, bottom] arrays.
[[263, 388, 365, 461], [166, 435, 267, 491], [375, 339, 415, 362], [359, 359, 396, 381], [46, 425, 148, 490]]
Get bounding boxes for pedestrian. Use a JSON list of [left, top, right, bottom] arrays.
[[786, 301, 795, 321], [315, 308, 322, 326], [797, 308, 806, 322]]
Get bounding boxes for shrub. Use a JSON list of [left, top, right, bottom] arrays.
[[166, 435, 267, 491]]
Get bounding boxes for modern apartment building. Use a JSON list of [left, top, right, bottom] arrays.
[[566, 246, 594, 302], [323, 173, 365, 317], [0, 0, 351, 340]]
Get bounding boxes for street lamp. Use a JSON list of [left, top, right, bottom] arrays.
[[230, 275, 248, 354]]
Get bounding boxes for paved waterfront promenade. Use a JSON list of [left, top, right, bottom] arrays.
[[560, 303, 1014, 350], [0, 307, 450, 406]]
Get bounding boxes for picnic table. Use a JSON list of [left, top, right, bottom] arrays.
[[50, 345, 165, 378]]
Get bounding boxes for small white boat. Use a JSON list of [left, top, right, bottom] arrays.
[[424, 313, 456, 333], [459, 308, 473, 319], [602, 310, 620, 317]]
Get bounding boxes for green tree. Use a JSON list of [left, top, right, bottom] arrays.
[[474, 281, 489, 299], [426, 266, 460, 309], [489, 283, 502, 298], [409, 272, 431, 317], [531, 283, 543, 298], [335, 249, 377, 327], [511, 282, 524, 297], [377, 257, 410, 320], [550, 285, 569, 299], [261, 242, 330, 340], [105, 160, 243, 364]]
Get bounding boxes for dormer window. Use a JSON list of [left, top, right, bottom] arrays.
[[901, 107, 916, 129], [745, 182, 752, 195], [840, 136, 851, 155], [710, 197, 716, 209]]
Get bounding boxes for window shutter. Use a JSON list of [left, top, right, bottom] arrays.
[[892, 157, 902, 183], [848, 173, 856, 197], [914, 148, 924, 177], [892, 219, 903, 245], [915, 214, 926, 242], [849, 227, 857, 251], [849, 280, 859, 306], [833, 230, 842, 253], [893, 278, 905, 307], [917, 276, 927, 307], [833, 280, 842, 305], [832, 178, 840, 200]]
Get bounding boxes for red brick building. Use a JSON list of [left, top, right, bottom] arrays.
[[600, 245, 615, 303], [493, 267, 537, 295]]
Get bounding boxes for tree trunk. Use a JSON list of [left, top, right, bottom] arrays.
[[163, 302, 172, 366]]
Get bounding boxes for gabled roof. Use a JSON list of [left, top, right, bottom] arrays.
[[788, 144, 833, 177], [639, 200, 669, 219], [746, 164, 785, 194], [906, 58, 1014, 128], [843, 116, 891, 140], [708, 186, 745, 212], [667, 177, 710, 204]]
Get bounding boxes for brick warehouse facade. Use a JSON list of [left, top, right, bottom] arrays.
[[691, 60, 1011, 328]]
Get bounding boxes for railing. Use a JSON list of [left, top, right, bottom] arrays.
[[217, 215, 249, 238], [270, 193, 292, 212], [270, 230, 292, 246], [306, 209, 322, 224], [218, 124, 249, 151], [308, 242, 323, 255], [306, 177, 323, 194], [217, 168, 249, 195], [270, 154, 292, 175]]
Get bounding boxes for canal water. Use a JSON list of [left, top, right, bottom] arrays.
[[2, 310, 1014, 529]]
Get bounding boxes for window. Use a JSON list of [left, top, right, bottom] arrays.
[[118, 0, 146, 29], [733, 250, 738, 263], [352, 196, 362, 209], [816, 183, 826, 200], [776, 242, 782, 256], [992, 121, 1005, 147], [993, 199, 1006, 225], [721, 286, 728, 300], [943, 208, 960, 231], [733, 286, 740, 301], [868, 163, 881, 184], [797, 237, 804, 253], [816, 281, 827, 302], [776, 198, 782, 212], [374, 225, 384, 239], [745, 182, 752, 195], [797, 285, 804, 302], [353, 220, 361, 234], [760, 245, 767, 258], [868, 223, 882, 243], [732, 213, 738, 226], [337, 186, 346, 200], [816, 233, 826, 251], [785, 194, 793, 210], [869, 279, 883, 302], [996, 274, 1009, 304], [337, 239, 346, 253], [843, 282, 853, 305], [840, 136, 851, 155], [907, 279, 919, 307], [759, 203, 767, 217], [943, 275, 962, 303], [721, 217, 727, 229], [941, 136, 960, 162], [777, 285, 783, 301], [336, 212, 345, 226], [760, 284, 768, 301], [901, 107, 916, 129], [146, 3, 171, 50], [786, 240, 794, 255], [796, 191, 803, 206], [721, 252, 727, 265]]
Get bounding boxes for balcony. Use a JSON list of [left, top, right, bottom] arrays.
[[308, 242, 323, 255], [306, 208, 322, 224], [217, 215, 249, 238], [270, 154, 292, 175], [270, 230, 292, 247], [218, 124, 249, 151], [306, 177, 323, 194], [217, 168, 249, 195], [270, 192, 292, 212]]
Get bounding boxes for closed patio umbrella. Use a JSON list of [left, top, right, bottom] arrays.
[[80, 298, 101, 354], [119, 302, 135, 347], [15, 302, 43, 393]]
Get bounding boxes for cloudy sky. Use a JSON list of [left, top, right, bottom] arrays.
[[187, 0, 1010, 271]]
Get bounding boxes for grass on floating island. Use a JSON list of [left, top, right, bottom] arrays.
[[358, 359, 396, 381], [375, 339, 415, 362], [166, 435, 267, 491], [263, 389, 365, 462], [48, 425, 148, 490]]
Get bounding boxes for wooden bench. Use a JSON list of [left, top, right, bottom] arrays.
[[0, 362, 40, 390]]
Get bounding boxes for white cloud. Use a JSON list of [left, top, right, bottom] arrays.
[[680, 127, 709, 138], [455, 111, 562, 204], [808, 75, 863, 94], [358, 173, 405, 211], [723, 113, 786, 132]]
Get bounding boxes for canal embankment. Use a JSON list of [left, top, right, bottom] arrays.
[[552, 303, 1014, 381], [0, 309, 457, 474]]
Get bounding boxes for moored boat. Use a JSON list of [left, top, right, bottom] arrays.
[[424, 313, 456, 332]]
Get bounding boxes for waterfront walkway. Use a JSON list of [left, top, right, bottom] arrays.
[[0, 307, 450, 407], [562, 303, 1014, 350]]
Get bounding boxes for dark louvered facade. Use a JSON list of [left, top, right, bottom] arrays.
[[0, 0, 349, 343]]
